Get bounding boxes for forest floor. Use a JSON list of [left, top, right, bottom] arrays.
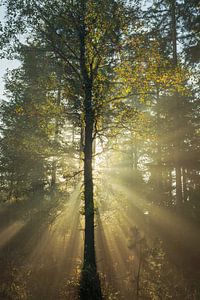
[[0, 187, 83, 300], [0, 184, 200, 299]]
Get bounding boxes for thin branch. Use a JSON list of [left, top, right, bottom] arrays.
[[63, 169, 83, 180], [33, 3, 82, 80]]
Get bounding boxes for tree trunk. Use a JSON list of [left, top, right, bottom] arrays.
[[79, 3, 102, 297], [83, 86, 96, 271], [51, 160, 56, 189], [8, 173, 14, 202], [182, 167, 187, 202], [175, 165, 182, 205], [80, 74, 102, 300], [51, 74, 61, 191], [171, 0, 183, 205], [168, 168, 173, 201], [156, 87, 163, 191]]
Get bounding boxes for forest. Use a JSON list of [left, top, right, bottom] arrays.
[[0, 0, 199, 299]]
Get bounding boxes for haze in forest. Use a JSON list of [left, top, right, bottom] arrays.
[[0, 0, 199, 299]]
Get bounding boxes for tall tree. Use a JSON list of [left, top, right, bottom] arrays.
[[1, 0, 139, 297], [141, 0, 199, 206], [0, 44, 66, 201]]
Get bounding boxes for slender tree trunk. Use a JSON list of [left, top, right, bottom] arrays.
[[83, 86, 96, 271], [51, 160, 56, 189], [175, 165, 182, 204], [8, 173, 14, 202], [136, 246, 142, 300], [130, 98, 138, 171], [79, 0, 96, 272], [156, 87, 163, 191], [182, 167, 187, 202], [171, 0, 177, 66], [79, 3, 102, 298], [130, 132, 138, 171], [51, 75, 61, 190], [171, 0, 183, 205], [169, 168, 173, 201], [80, 62, 102, 300]]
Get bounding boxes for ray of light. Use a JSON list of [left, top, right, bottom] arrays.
[[97, 172, 200, 277], [22, 184, 83, 299], [0, 221, 25, 249], [112, 181, 200, 247], [96, 211, 136, 299]]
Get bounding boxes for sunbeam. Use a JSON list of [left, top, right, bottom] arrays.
[[0, 221, 25, 249], [0, 1, 199, 298]]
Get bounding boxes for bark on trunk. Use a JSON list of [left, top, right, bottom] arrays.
[[51, 75, 61, 190], [156, 88, 163, 191], [8, 173, 14, 202], [83, 87, 96, 271], [175, 165, 182, 205], [171, 0, 183, 205], [182, 167, 187, 202], [79, 3, 102, 297], [168, 168, 173, 201], [80, 60, 102, 300]]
